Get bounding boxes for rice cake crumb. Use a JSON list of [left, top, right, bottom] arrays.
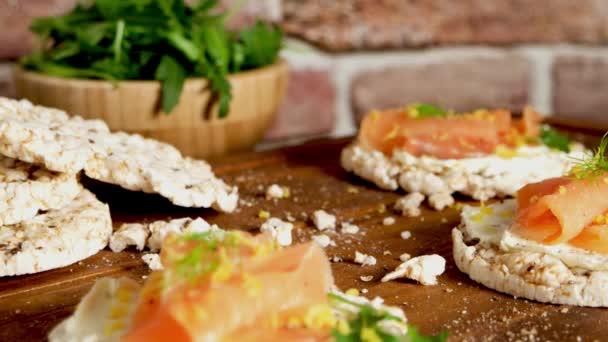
[[260, 217, 293, 246], [383, 217, 396, 226], [394, 192, 425, 217], [354, 251, 377, 266], [382, 254, 446, 285], [312, 210, 336, 231]]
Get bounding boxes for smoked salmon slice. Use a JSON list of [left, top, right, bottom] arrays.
[[358, 106, 541, 159], [512, 174, 608, 250], [123, 231, 334, 342]]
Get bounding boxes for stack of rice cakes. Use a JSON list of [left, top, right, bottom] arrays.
[[0, 97, 238, 276]]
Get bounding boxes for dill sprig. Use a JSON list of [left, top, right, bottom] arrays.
[[570, 132, 608, 180]]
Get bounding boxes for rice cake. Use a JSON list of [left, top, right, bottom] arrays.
[[0, 189, 112, 276], [0, 156, 81, 225]]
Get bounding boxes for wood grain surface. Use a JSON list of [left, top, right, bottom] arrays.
[[0, 134, 606, 342]]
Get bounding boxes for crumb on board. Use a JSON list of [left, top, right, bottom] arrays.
[[312, 234, 335, 248], [383, 216, 396, 225], [312, 210, 336, 231], [260, 217, 293, 246], [354, 251, 377, 266], [382, 254, 446, 286], [340, 222, 360, 234]]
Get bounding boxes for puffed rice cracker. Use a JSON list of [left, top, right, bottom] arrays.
[[0, 189, 112, 276], [452, 226, 608, 307], [84, 132, 238, 211], [0, 156, 81, 225], [0, 97, 108, 173]]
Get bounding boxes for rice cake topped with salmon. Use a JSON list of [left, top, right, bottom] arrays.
[[50, 228, 447, 341], [452, 137, 608, 306], [341, 104, 585, 214]]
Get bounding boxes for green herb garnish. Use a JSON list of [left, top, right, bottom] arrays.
[[570, 132, 608, 180], [539, 125, 571, 152], [408, 103, 446, 118], [329, 293, 448, 342], [21, 0, 283, 117]]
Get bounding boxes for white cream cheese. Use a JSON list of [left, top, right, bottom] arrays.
[[462, 200, 608, 272]]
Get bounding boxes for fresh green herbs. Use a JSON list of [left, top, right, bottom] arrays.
[[21, 0, 282, 117], [407, 103, 447, 118], [329, 293, 448, 342], [570, 132, 608, 180], [539, 125, 571, 152]]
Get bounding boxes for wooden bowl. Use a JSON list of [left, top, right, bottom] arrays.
[[14, 59, 288, 158]]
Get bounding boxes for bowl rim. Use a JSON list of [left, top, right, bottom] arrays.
[[14, 58, 287, 85]]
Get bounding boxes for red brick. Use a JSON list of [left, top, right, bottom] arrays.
[[283, 0, 608, 51], [0, 0, 76, 59], [350, 55, 530, 122], [221, 0, 281, 29], [265, 69, 336, 140], [553, 55, 608, 126]]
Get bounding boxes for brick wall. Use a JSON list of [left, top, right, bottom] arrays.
[[2, 0, 608, 143]]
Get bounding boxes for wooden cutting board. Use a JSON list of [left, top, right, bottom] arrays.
[[0, 135, 606, 342]]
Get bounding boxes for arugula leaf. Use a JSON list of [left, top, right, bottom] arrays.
[[408, 103, 446, 118], [155, 55, 186, 114], [240, 21, 282, 68], [22, 0, 283, 115], [539, 125, 570, 152], [407, 327, 449, 342]]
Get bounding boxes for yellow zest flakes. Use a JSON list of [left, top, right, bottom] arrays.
[[242, 273, 262, 297], [471, 205, 493, 222], [104, 321, 125, 336], [258, 210, 270, 219], [483, 225, 496, 233], [594, 213, 608, 225], [304, 304, 336, 330], [437, 133, 449, 141], [407, 106, 420, 118], [377, 203, 386, 214], [211, 249, 234, 282], [336, 319, 351, 335], [499, 210, 515, 219], [371, 110, 380, 122], [441, 217, 448, 223], [382, 125, 400, 142], [115, 286, 134, 303], [604, 177, 608, 185], [594, 214, 605, 225], [109, 304, 129, 319], [495, 145, 518, 159], [253, 240, 276, 258], [282, 187, 291, 198], [270, 313, 280, 329], [529, 195, 539, 204], [345, 288, 360, 296], [559, 186, 567, 195], [361, 327, 382, 342], [347, 186, 359, 194], [287, 316, 304, 329], [451, 202, 463, 211]]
